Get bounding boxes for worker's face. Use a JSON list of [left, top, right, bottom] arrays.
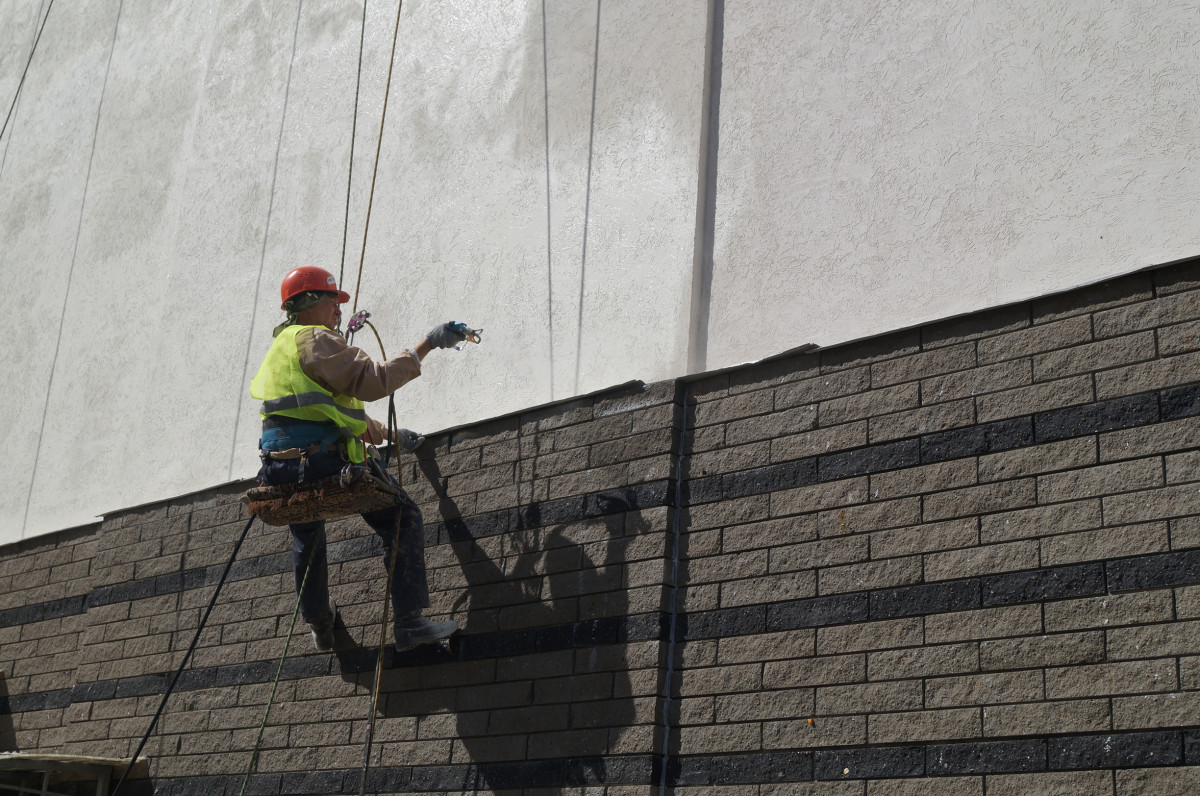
[[297, 295, 342, 330]]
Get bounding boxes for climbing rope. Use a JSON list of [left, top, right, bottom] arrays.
[[111, 514, 259, 795], [351, 0, 405, 314], [0, 0, 55, 145], [338, 0, 369, 289]]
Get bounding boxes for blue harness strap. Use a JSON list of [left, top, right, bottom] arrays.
[[260, 424, 348, 452]]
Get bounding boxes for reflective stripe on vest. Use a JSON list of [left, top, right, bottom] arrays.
[[249, 325, 367, 463]]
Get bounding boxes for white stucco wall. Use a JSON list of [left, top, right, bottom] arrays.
[[706, 0, 1200, 368], [2, 0, 1198, 543], [0, 0, 709, 541]]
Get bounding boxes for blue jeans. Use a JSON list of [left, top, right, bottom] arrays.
[[257, 450, 429, 625]]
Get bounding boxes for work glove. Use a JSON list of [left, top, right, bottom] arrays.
[[426, 321, 468, 349], [395, 428, 425, 452]]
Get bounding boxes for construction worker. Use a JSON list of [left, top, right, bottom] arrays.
[[250, 266, 463, 652]]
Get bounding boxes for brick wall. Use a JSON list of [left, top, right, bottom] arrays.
[[3, 259, 1200, 794]]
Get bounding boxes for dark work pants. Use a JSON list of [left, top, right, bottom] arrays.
[[257, 451, 429, 626]]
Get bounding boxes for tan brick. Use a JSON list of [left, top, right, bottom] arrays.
[[978, 315, 1093, 365], [1173, 516, 1200, 550], [676, 723, 761, 754], [871, 343, 976, 387], [1033, 331, 1156, 382], [775, 366, 872, 410], [976, 375, 1094, 423], [691, 441, 771, 478], [868, 777, 982, 796], [867, 643, 978, 681], [980, 631, 1104, 670], [726, 403, 819, 446], [926, 604, 1042, 644], [771, 535, 869, 572], [924, 540, 1039, 582], [817, 618, 923, 655], [869, 400, 975, 443], [921, 359, 1031, 406], [978, 437, 1097, 483], [986, 771, 1113, 796], [771, 478, 869, 518], [1038, 457, 1163, 503], [688, 494, 771, 533], [1166, 450, 1200, 484], [772, 421, 868, 463], [870, 518, 978, 558], [1114, 692, 1200, 730], [926, 670, 1044, 708], [1105, 483, 1200, 525], [715, 687, 814, 723], [1116, 767, 1200, 796], [1045, 659, 1178, 699], [717, 629, 815, 665], [923, 479, 1037, 522], [1108, 620, 1200, 660], [1158, 318, 1200, 356], [1177, 585, 1200, 619], [1040, 522, 1169, 566], [817, 499, 923, 537], [868, 707, 981, 744], [724, 516, 816, 553], [816, 680, 922, 715], [869, 460, 977, 501], [677, 664, 762, 697], [980, 499, 1102, 543], [1044, 590, 1174, 632], [1098, 350, 1200, 399], [819, 553, 923, 594], [1180, 655, 1200, 689], [1094, 289, 1200, 337], [764, 654, 866, 689], [983, 698, 1110, 736], [1101, 415, 1200, 462], [821, 384, 919, 426], [763, 715, 866, 749], [720, 570, 816, 607]]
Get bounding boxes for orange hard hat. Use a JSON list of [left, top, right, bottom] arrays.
[[279, 267, 350, 309]]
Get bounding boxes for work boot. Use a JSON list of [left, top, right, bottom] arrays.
[[309, 598, 338, 651], [393, 610, 457, 652]]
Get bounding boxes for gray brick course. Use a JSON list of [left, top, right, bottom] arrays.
[[976, 375, 1094, 422], [1033, 331, 1156, 381]]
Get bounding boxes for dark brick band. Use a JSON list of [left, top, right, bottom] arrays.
[[106, 729, 1200, 793]]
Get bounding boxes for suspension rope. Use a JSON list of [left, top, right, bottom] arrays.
[[0, 0, 55, 145], [112, 514, 259, 795], [351, 0, 405, 313], [339, 0, 369, 288], [238, 545, 318, 795]]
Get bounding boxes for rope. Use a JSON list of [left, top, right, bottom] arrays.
[[112, 514, 259, 795], [0, 0, 55, 145], [351, 0, 405, 314], [237, 545, 319, 795], [339, 0, 369, 288]]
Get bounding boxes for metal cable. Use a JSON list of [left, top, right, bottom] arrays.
[[339, 0, 369, 289], [351, 0, 405, 314], [112, 514, 259, 795], [238, 547, 318, 795], [0, 0, 55, 144]]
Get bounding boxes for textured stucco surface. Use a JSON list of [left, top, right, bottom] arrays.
[[0, 0, 708, 541], [2, 0, 1198, 543], [707, 0, 1200, 368]]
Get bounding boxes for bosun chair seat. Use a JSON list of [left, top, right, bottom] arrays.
[[242, 466, 399, 526]]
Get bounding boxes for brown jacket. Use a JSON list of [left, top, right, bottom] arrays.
[[295, 327, 421, 444]]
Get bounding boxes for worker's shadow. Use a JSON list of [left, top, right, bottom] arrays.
[[0, 673, 13, 751], [341, 451, 641, 791]]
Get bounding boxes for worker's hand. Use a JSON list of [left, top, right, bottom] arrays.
[[395, 428, 425, 452], [425, 321, 468, 349]]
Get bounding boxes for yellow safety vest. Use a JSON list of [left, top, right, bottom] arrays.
[[249, 325, 368, 463]]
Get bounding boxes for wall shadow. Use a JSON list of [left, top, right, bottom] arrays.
[[341, 449, 640, 792]]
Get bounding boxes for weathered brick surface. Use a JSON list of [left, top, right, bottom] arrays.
[[6, 262, 1200, 792]]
